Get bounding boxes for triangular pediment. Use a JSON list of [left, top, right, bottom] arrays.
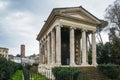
[[70, 14, 85, 20], [54, 7, 101, 24]]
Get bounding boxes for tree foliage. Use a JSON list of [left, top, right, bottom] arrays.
[[110, 37, 120, 64], [97, 42, 112, 64], [105, 0, 120, 31], [98, 0, 120, 65]]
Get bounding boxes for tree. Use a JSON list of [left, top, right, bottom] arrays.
[[110, 37, 120, 64], [16, 54, 20, 57], [105, 0, 120, 32], [105, 0, 120, 65], [97, 43, 112, 64]]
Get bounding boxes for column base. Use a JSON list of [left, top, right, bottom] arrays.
[[70, 63, 76, 66], [56, 63, 61, 66], [81, 62, 90, 66], [92, 63, 98, 67]]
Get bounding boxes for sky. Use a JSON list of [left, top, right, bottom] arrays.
[[0, 0, 115, 56]]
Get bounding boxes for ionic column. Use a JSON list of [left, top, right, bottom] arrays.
[[51, 30, 55, 65], [47, 35, 50, 65], [70, 27, 75, 66], [81, 29, 88, 65], [86, 33, 89, 64], [39, 41, 41, 64], [44, 38, 47, 64], [92, 32, 97, 66], [41, 40, 43, 64], [43, 40, 45, 64], [56, 25, 61, 65]]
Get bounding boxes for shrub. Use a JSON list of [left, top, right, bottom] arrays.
[[98, 64, 120, 79], [0, 55, 22, 80], [23, 67, 30, 80], [52, 67, 80, 80], [30, 66, 38, 73]]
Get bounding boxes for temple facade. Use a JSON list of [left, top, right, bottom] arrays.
[[36, 6, 105, 79]]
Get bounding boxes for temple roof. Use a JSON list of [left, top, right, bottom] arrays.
[[37, 6, 107, 40]]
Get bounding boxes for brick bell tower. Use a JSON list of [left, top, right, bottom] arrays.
[[20, 44, 25, 58]]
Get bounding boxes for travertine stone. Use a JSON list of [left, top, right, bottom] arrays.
[[70, 27, 75, 66], [47, 35, 50, 65], [81, 29, 88, 66], [92, 32, 98, 66], [56, 25, 61, 65], [51, 30, 55, 65]]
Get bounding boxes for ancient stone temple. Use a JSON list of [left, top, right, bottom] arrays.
[[36, 6, 105, 79]]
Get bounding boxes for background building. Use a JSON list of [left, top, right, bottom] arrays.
[[0, 47, 9, 59]]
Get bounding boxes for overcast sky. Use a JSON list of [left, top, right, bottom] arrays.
[[0, 0, 115, 56]]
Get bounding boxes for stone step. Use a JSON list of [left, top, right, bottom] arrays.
[[78, 67, 110, 80]]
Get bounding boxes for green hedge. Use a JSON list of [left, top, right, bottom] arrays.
[[23, 67, 30, 80], [0, 55, 22, 80], [98, 64, 120, 79], [52, 67, 80, 80]]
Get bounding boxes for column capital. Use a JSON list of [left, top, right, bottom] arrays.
[[55, 24, 63, 28], [70, 27, 76, 30], [82, 29, 87, 32], [92, 30, 96, 34]]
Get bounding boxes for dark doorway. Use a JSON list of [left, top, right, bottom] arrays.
[[61, 27, 70, 65]]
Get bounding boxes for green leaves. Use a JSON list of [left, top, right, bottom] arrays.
[[52, 67, 80, 80], [0, 55, 22, 80], [98, 64, 120, 79]]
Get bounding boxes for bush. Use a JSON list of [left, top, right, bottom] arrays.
[[98, 64, 120, 79], [0, 55, 22, 80], [23, 67, 30, 80], [52, 67, 80, 80]]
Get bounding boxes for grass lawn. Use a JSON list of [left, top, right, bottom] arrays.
[[10, 70, 22, 80], [30, 73, 48, 80]]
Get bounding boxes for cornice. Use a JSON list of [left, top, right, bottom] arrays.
[[58, 14, 100, 26], [36, 7, 106, 41]]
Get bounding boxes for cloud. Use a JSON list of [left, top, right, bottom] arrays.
[[0, 11, 40, 56], [0, 0, 9, 10], [2, 11, 38, 36]]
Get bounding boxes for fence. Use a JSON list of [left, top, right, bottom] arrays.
[[23, 67, 49, 80], [23, 66, 84, 80]]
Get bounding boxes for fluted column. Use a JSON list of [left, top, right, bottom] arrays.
[[47, 35, 50, 65], [43, 40, 45, 64], [81, 29, 88, 66], [44, 39, 47, 64], [70, 27, 75, 66], [92, 32, 97, 66], [86, 33, 89, 64], [39, 41, 41, 63], [41, 40, 43, 64], [51, 30, 55, 65], [56, 25, 61, 65]]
